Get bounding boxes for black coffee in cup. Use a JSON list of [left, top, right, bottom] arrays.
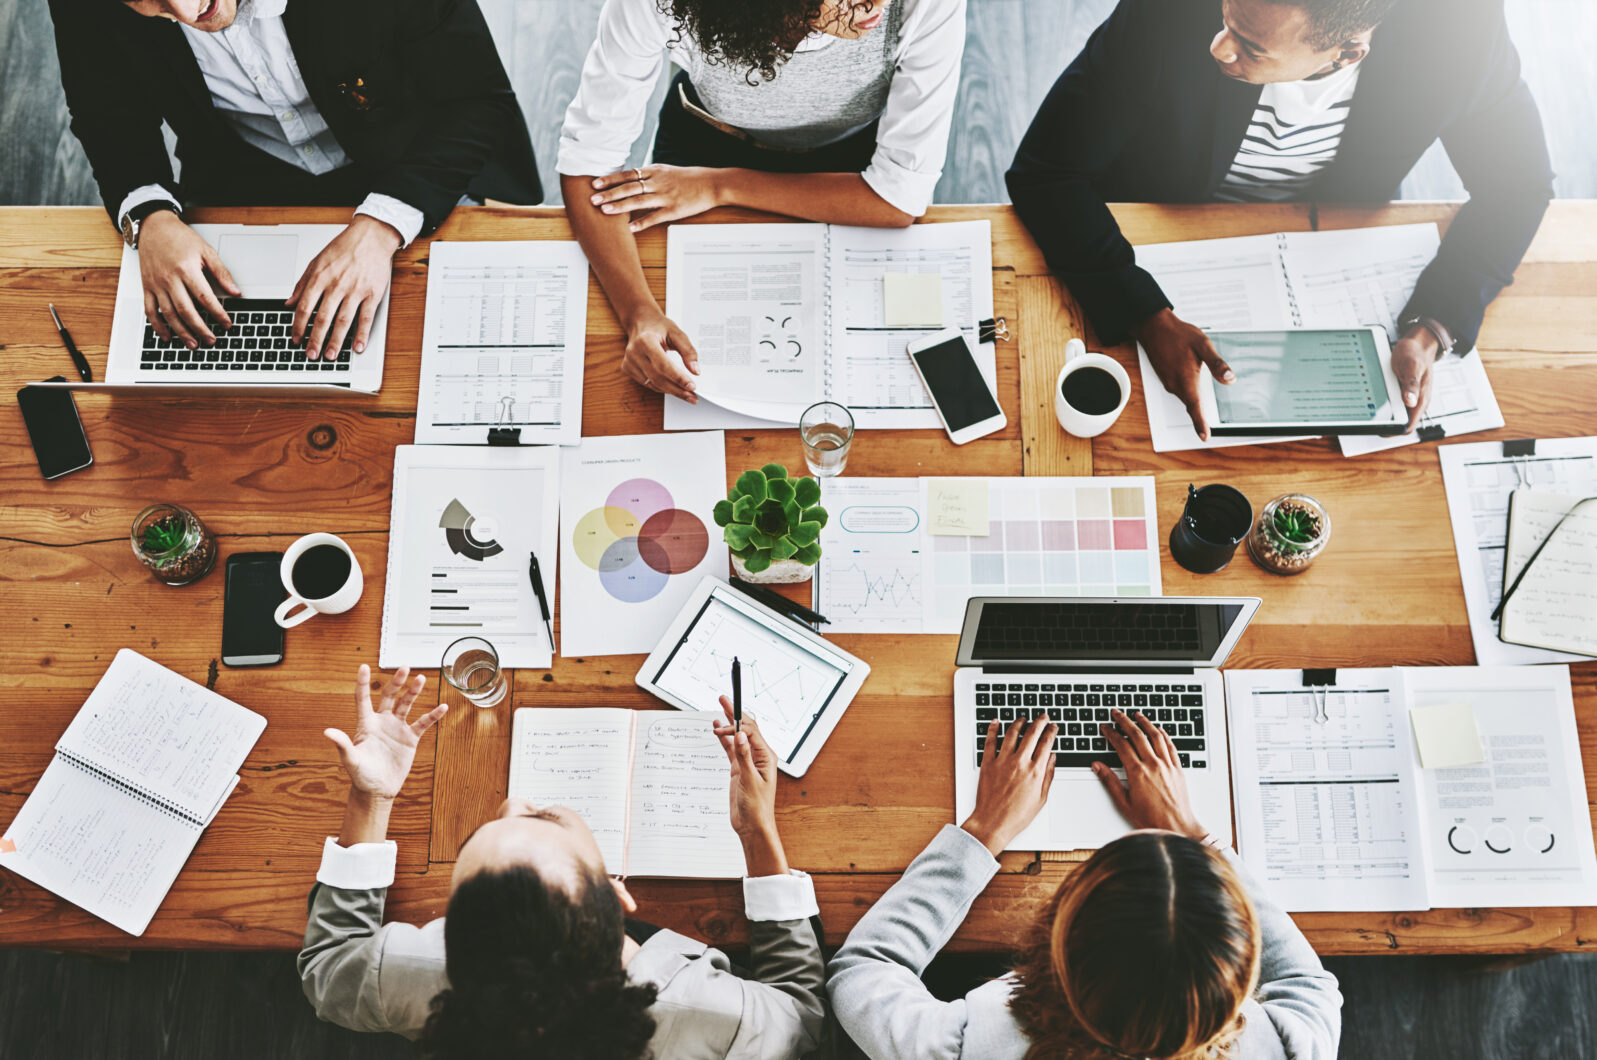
[[292, 544, 353, 599], [1060, 366, 1123, 416]]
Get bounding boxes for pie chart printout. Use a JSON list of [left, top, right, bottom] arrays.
[[573, 478, 711, 602]]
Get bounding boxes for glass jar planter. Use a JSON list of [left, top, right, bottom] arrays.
[[1246, 494, 1330, 576], [131, 503, 218, 586]]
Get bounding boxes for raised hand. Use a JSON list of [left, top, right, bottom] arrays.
[[712, 695, 789, 876], [324, 664, 447, 801], [961, 716, 1058, 856], [1094, 708, 1206, 839]]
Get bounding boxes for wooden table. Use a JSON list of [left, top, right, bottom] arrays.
[[2, 202, 1594, 956]]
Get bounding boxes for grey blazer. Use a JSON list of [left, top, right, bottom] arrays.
[[298, 881, 828, 1058], [826, 825, 1342, 1060]]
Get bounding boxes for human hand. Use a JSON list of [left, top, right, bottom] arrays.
[[1390, 325, 1443, 432], [323, 664, 447, 802], [590, 164, 722, 234], [1093, 709, 1205, 839], [622, 307, 700, 402], [961, 717, 1058, 856], [713, 695, 789, 875], [288, 215, 399, 360], [1131, 308, 1234, 441], [136, 210, 241, 349]]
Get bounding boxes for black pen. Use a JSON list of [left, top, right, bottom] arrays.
[[48, 304, 92, 382], [732, 655, 742, 733], [528, 550, 554, 652], [729, 575, 830, 626]]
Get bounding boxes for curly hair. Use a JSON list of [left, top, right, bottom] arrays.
[[420, 864, 658, 1060], [658, 0, 881, 84], [1008, 833, 1261, 1060], [1264, 0, 1398, 50]]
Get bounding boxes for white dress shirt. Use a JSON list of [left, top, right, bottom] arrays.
[[557, 0, 966, 217], [118, 0, 423, 245]]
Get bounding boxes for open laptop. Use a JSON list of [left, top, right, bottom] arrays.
[[954, 596, 1260, 851], [32, 224, 388, 395]]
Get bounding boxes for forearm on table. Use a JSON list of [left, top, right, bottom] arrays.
[[715, 170, 914, 227], [338, 790, 395, 847], [562, 173, 660, 329]]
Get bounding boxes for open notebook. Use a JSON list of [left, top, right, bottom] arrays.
[[508, 708, 745, 878], [663, 220, 995, 430], [1499, 490, 1597, 657], [0, 649, 266, 935]]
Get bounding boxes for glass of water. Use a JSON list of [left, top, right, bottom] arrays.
[[800, 402, 855, 478], [441, 636, 507, 708]]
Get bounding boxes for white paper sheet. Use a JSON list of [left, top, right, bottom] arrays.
[[414, 241, 589, 445], [1438, 438, 1597, 666], [1338, 352, 1504, 456], [558, 431, 729, 656], [624, 712, 746, 879], [380, 445, 561, 669], [508, 708, 632, 872], [1499, 491, 1597, 656], [813, 478, 928, 633]]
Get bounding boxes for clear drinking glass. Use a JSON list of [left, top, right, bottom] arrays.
[[800, 402, 855, 478], [441, 636, 507, 707]]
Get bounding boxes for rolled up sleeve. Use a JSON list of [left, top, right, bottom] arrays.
[[862, 0, 966, 216], [556, 0, 669, 178]]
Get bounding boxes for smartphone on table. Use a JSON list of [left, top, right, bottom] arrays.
[[906, 328, 1008, 445], [223, 552, 287, 667], [17, 378, 93, 480]]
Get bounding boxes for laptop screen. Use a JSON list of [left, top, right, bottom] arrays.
[[956, 597, 1257, 669]]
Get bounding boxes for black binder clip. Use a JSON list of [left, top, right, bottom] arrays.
[[1302, 668, 1337, 726], [486, 395, 521, 445], [1416, 424, 1446, 442], [1503, 438, 1537, 487], [979, 317, 1010, 344]]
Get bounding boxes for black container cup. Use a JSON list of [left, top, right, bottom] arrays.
[[1169, 484, 1253, 574]]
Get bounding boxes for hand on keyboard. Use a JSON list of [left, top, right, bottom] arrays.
[[136, 210, 241, 349], [961, 716, 1059, 856], [1094, 709, 1206, 840], [288, 215, 399, 360]]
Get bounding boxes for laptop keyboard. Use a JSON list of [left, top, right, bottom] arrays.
[[138, 299, 352, 374], [973, 680, 1207, 770], [973, 602, 1202, 655]]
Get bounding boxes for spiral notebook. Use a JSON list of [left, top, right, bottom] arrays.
[[663, 220, 995, 430], [0, 650, 266, 935]]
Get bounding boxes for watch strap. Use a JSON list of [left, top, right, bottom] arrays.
[[1400, 315, 1455, 357], [122, 200, 181, 249]]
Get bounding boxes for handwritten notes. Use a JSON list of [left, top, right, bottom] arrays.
[[508, 709, 632, 871], [1410, 702, 1485, 768], [1501, 491, 1597, 656], [927, 479, 990, 536], [883, 272, 945, 327]]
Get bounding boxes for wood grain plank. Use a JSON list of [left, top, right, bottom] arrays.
[[1017, 274, 1093, 475]]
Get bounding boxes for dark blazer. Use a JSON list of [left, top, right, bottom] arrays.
[[1006, 0, 1553, 351], [48, 0, 541, 235]]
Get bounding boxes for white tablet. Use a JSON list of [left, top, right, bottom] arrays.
[[636, 576, 870, 777], [1199, 328, 1405, 436]]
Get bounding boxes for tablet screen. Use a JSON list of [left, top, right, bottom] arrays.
[[647, 587, 853, 765], [1209, 329, 1393, 426]]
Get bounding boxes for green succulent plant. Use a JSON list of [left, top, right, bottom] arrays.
[[1271, 505, 1320, 545], [712, 463, 828, 574], [141, 515, 190, 556]]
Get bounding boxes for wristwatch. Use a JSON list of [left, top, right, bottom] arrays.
[[1399, 315, 1455, 358], [121, 200, 181, 250]]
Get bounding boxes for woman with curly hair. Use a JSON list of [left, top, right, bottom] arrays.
[[558, 0, 965, 402], [827, 709, 1342, 1059]]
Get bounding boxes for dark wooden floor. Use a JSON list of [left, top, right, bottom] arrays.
[[4, 0, 1596, 1056]]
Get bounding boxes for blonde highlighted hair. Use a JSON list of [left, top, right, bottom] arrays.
[[1009, 832, 1262, 1060]]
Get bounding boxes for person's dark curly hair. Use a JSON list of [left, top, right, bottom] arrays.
[[659, 0, 879, 84], [420, 864, 658, 1060]]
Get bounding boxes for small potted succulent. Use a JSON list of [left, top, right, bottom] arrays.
[[713, 463, 828, 584], [1246, 493, 1330, 576], [131, 503, 218, 585]]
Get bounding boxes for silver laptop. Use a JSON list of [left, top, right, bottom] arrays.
[[33, 224, 388, 395], [954, 596, 1260, 851]]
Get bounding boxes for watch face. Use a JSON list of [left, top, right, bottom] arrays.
[[121, 214, 138, 249]]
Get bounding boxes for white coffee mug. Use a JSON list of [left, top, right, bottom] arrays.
[[1054, 338, 1131, 438], [274, 533, 363, 628]]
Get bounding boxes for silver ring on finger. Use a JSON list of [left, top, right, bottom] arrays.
[[639, 178, 648, 195], [632, 168, 643, 184], [642, 376, 653, 389]]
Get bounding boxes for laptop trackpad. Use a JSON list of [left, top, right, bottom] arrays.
[[217, 233, 300, 295]]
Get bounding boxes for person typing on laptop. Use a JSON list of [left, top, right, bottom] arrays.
[[298, 667, 827, 1059], [48, 0, 540, 360], [827, 710, 1343, 1059]]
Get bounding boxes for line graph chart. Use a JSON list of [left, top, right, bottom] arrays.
[[821, 554, 924, 624]]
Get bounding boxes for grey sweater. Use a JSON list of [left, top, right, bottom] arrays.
[[826, 825, 1342, 1060]]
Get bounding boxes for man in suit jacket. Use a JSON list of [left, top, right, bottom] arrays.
[[1007, 0, 1553, 439], [50, 0, 540, 360], [297, 665, 827, 1060]]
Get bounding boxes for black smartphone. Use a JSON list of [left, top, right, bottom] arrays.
[[222, 552, 287, 667], [17, 379, 93, 480]]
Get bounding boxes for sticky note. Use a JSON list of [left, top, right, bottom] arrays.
[[1410, 702, 1485, 768], [883, 272, 944, 327], [0, 836, 15, 854], [928, 479, 989, 536]]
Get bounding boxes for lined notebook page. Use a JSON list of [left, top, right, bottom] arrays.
[[625, 712, 746, 879], [56, 649, 267, 819], [0, 757, 204, 936], [1502, 492, 1597, 655], [508, 709, 632, 873]]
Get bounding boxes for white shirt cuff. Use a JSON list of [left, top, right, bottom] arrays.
[[354, 193, 425, 248], [861, 159, 940, 218], [742, 869, 819, 922], [555, 139, 632, 180], [117, 184, 182, 231], [316, 836, 398, 889]]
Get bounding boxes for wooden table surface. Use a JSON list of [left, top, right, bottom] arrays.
[[2, 202, 1594, 955]]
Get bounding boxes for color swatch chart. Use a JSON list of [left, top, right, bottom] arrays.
[[815, 476, 1163, 634]]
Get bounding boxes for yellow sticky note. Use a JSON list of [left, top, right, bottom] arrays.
[[883, 272, 944, 327], [1410, 702, 1485, 769], [0, 835, 15, 854], [928, 479, 989, 536]]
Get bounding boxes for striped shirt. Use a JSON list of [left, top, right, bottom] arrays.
[[1217, 60, 1362, 202]]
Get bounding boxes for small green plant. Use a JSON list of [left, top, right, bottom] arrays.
[[712, 463, 828, 574], [141, 515, 189, 555], [1271, 504, 1320, 551]]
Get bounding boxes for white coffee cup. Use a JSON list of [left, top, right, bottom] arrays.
[[1054, 338, 1131, 438], [274, 533, 363, 628]]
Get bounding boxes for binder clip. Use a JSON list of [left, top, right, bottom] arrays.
[[979, 317, 1010, 344], [1416, 425, 1446, 442], [486, 395, 521, 446], [1502, 438, 1537, 487], [1301, 668, 1337, 726]]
